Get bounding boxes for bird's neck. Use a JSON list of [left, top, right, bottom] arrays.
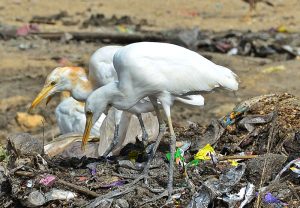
[[71, 79, 93, 101], [108, 82, 142, 110]]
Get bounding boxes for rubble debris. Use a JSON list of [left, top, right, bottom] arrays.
[[7, 133, 43, 157], [246, 154, 287, 186], [220, 183, 255, 208], [115, 198, 129, 208], [2, 26, 300, 61], [45, 189, 77, 201], [16, 24, 39, 36], [39, 174, 56, 186], [263, 192, 287, 205], [1, 93, 299, 207], [82, 13, 148, 30], [24, 190, 46, 207], [262, 65, 286, 74], [30, 11, 69, 25]]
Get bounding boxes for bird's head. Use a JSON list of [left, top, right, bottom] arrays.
[[82, 87, 112, 150], [29, 66, 87, 111]]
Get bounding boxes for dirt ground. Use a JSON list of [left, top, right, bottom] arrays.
[[0, 0, 299, 144]]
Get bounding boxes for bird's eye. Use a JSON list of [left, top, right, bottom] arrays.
[[50, 81, 56, 86], [86, 110, 92, 115]]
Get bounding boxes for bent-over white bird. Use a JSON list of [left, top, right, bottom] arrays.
[[82, 42, 239, 201]]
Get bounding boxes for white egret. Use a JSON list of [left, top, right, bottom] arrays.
[[82, 42, 238, 200], [29, 47, 203, 156], [54, 92, 105, 136]]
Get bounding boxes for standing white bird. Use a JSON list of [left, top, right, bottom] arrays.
[[82, 42, 239, 201]]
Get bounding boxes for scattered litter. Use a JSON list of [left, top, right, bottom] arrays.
[[262, 65, 286, 73], [26, 180, 34, 188], [240, 183, 256, 208], [277, 25, 289, 33], [263, 192, 287, 205], [194, 144, 215, 160], [86, 162, 97, 176], [2, 94, 300, 207], [227, 47, 238, 56], [24, 190, 46, 207], [228, 159, 239, 167], [188, 186, 213, 208], [220, 183, 255, 208], [45, 189, 77, 201], [30, 11, 68, 25], [99, 180, 125, 188], [39, 174, 56, 186], [16, 24, 39, 36], [275, 157, 300, 181]]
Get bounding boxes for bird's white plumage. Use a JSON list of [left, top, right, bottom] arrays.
[[55, 97, 105, 136], [89, 46, 123, 87], [84, 42, 239, 200], [86, 42, 238, 122], [113, 42, 238, 97]]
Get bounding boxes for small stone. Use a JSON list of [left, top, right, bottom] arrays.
[[245, 153, 287, 186], [7, 133, 43, 156], [0, 114, 7, 129], [24, 190, 46, 207], [0, 169, 11, 197], [115, 198, 129, 208], [16, 112, 44, 129]]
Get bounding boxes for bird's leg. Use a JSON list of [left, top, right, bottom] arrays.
[[102, 109, 123, 157], [161, 102, 176, 202], [135, 97, 166, 182], [103, 124, 119, 157], [118, 98, 165, 191], [136, 113, 149, 145]]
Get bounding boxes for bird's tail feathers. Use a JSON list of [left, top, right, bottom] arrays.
[[174, 95, 204, 106], [215, 65, 239, 91]]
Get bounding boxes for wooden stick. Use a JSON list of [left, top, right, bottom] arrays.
[[14, 171, 35, 177], [57, 179, 99, 198], [218, 155, 258, 161], [13, 170, 99, 198]]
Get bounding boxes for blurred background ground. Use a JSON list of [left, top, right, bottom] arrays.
[[0, 0, 299, 144]]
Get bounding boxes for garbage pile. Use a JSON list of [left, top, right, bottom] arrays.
[[0, 93, 299, 207], [167, 28, 300, 60]]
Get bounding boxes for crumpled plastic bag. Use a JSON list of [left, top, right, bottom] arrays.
[[98, 108, 159, 156], [188, 163, 247, 207], [194, 144, 216, 161]]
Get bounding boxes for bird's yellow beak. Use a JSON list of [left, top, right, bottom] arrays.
[[28, 85, 55, 112], [82, 112, 93, 151]]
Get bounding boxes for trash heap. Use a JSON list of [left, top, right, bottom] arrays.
[[159, 27, 299, 61], [0, 93, 299, 207]]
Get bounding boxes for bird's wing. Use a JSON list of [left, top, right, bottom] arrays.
[[88, 62, 117, 87], [114, 42, 238, 96], [88, 46, 122, 87]]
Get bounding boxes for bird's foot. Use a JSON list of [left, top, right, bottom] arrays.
[[141, 131, 149, 146]]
